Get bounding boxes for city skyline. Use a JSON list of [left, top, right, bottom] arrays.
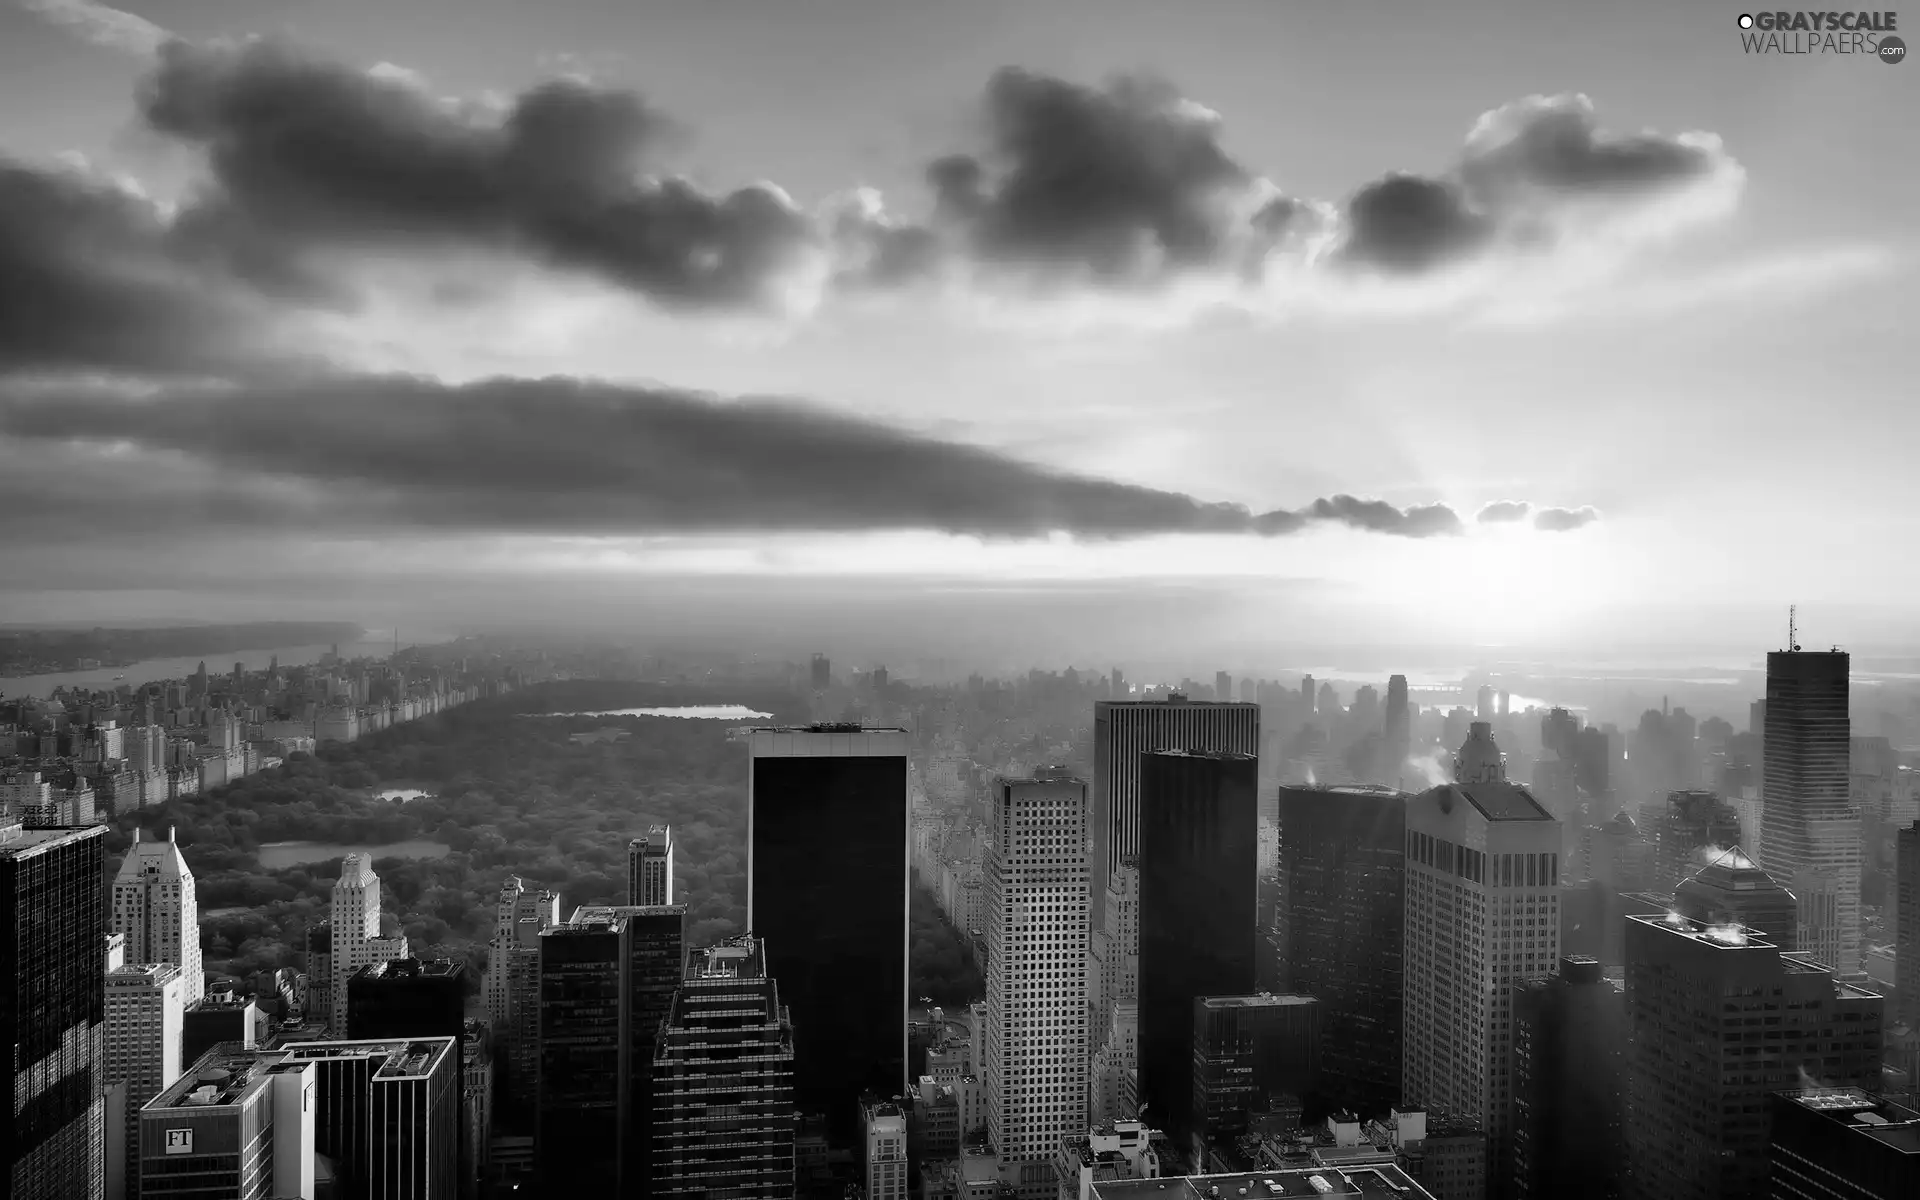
[[0, 0, 1914, 658]]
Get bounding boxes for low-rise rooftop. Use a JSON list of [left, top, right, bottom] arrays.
[[1091, 1166, 1433, 1200]]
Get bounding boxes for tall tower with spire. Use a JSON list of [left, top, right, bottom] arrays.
[[329, 854, 410, 1035], [112, 826, 205, 1002]]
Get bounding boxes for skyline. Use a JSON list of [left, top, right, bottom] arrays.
[[0, 0, 1912, 658]]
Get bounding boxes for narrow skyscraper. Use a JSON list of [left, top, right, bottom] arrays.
[[1897, 820, 1918, 1035], [747, 724, 909, 1145], [1760, 647, 1862, 973], [1384, 674, 1411, 784], [985, 771, 1092, 1199], [104, 962, 186, 1197], [483, 876, 561, 1123], [329, 854, 409, 1036], [1136, 749, 1259, 1153], [111, 825, 204, 1003], [628, 824, 674, 906]]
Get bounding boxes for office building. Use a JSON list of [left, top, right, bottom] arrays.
[[651, 936, 797, 1197], [1644, 790, 1744, 892], [1760, 649, 1863, 973], [347, 959, 466, 1042], [1673, 846, 1798, 950], [1897, 821, 1918, 1033], [1622, 913, 1882, 1200], [105, 962, 186, 1198], [864, 1098, 909, 1200], [1273, 784, 1406, 1117], [138, 1048, 316, 1199], [329, 855, 410, 1036], [628, 824, 674, 906], [1086, 1165, 1437, 1199], [275, 1038, 460, 1199], [1401, 724, 1561, 1195], [1384, 676, 1412, 786], [747, 724, 909, 1143], [571, 902, 687, 1193], [1767, 1089, 1919, 1200], [483, 877, 561, 1117], [1191, 994, 1319, 1168], [1509, 958, 1625, 1200], [1092, 697, 1259, 936], [461, 1022, 491, 1197], [1089, 1001, 1139, 1126], [985, 771, 1092, 1198], [111, 826, 204, 1004], [2, 821, 108, 1199], [1137, 749, 1259, 1152], [1055, 1118, 1163, 1198]]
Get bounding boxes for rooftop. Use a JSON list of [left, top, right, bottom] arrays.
[[276, 1037, 454, 1080], [1429, 781, 1554, 823], [1200, 993, 1317, 1010], [1097, 697, 1258, 709], [149, 1046, 282, 1110], [1145, 749, 1258, 762], [0, 822, 105, 856], [354, 957, 463, 982], [1091, 1166, 1434, 1200], [1628, 911, 1777, 950], [1778, 1089, 1920, 1155], [1278, 783, 1406, 799]]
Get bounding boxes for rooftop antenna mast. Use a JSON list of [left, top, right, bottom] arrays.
[[1789, 605, 1800, 652]]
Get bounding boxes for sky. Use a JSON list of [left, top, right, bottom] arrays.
[[0, 0, 1913, 666]]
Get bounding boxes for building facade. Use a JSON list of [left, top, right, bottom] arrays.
[[105, 962, 186, 1198], [1191, 994, 1319, 1167], [1760, 649, 1862, 974], [328, 855, 409, 1037], [1767, 1090, 1920, 1200], [628, 825, 674, 906], [1509, 958, 1625, 1200], [275, 1038, 459, 1200], [138, 1051, 315, 1199], [111, 827, 204, 1004]]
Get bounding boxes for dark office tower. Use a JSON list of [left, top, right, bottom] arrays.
[[628, 824, 674, 906], [1645, 789, 1744, 892], [348, 959, 466, 1042], [1272, 784, 1406, 1119], [1384, 676, 1411, 781], [1090, 696, 1259, 940], [1, 821, 107, 1199], [1216, 672, 1233, 704], [574, 903, 686, 1194], [1767, 1090, 1920, 1200], [1510, 958, 1627, 1200], [1301, 675, 1315, 706], [747, 725, 908, 1145], [277, 1037, 460, 1199], [809, 654, 831, 691], [1898, 822, 1919, 1034], [1190, 994, 1319, 1168], [537, 916, 628, 1191], [652, 937, 797, 1197], [1623, 914, 1882, 1200], [1137, 750, 1258, 1151], [1673, 847, 1798, 950], [1761, 648, 1862, 974]]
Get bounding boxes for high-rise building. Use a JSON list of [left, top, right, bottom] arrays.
[[1384, 675, 1412, 784], [1509, 957, 1626, 1200], [628, 824, 674, 906], [2, 821, 108, 1199], [1088, 1001, 1139, 1126], [181, 992, 257, 1077], [1086, 1164, 1438, 1199], [484, 877, 561, 1119], [1767, 1089, 1920, 1200], [536, 915, 626, 1192], [1672, 846, 1798, 950], [1643, 790, 1744, 892], [1402, 723, 1561, 1197], [651, 937, 797, 1197], [864, 1098, 909, 1200], [810, 654, 831, 691], [1622, 913, 1882, 1200], [329, 855, 409, 1036], [1273, 783, 1407, 1118], [1137, 749, 1259, 1153], [138, 1049, 316, 1199], [985, 771, 1092, 1198], [1899, 821, 1919, 1033], [1190, 994, 1319, 1168], [276, 1037, 460, 1199], [111, 826, 204, 1004], [105, 962, 186, 1198], [571, 903, 687, 1193], [347, 959, 465, 1043], [747, 724, 909, 1143], [1760, 649, 1863, 973]]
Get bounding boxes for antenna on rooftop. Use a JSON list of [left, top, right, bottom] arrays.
[[1789, 605, 1800, 652]]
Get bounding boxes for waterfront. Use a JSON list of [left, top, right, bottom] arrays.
[[4, 632, 453, 698]]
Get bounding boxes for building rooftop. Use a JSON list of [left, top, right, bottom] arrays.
[[1430, 781, 1554, 822], [1097, 697, 1258, 709], [1090, 1166, 1434, 1200], [1778, 1089, 1920, 1155], [1278, 784, 1406, 799], [276, 1037, 454, 1080], [1144, 749, 1258, 762], [746, 724, 908, 734], [568, 903, 685, 925], [1628, 911, 1777, 951], [149, 1045, 282, 1110], [353, 957, 463, 982], [0, 822, 104, 856], [1200, 993, 1317, 1010]]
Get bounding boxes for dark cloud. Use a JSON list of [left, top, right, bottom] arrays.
[[1534, 505, 1601, 532], [1476, 500, 1532, 524], [1339, 93, 1737, 276], [0, 374, 1461, 542], [139, 38, 821, 311]]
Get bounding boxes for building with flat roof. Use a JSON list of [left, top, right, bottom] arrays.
[[1510, 958, 1625, 1200], [629, 824, 674, 906], [275, 1037, 459, 1200], [346, 957, 465, 1043], [747, 724, 909, 1144], [1055, 1119, 1163, 1200], [1191, 994, 1319, 1169], [1087, 1164, 1436, 1200], [1760, 649, 1862, 974], [138, 1046, 316, 1199], [1768, 1089, 1919, 1200], [106, 961, 187, 1197]]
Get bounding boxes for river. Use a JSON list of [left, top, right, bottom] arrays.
[[3, 632, 453, 699]]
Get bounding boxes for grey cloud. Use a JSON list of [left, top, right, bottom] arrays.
[[1476, 500, 1532, 523], [0, 374, 1460, 542], [1534, 505, 1601, 532], [140, 38, 821, 312]]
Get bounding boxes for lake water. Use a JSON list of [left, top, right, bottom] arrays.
[[376, 788, 433, 803], [8, 633, 453, 699], [530, 705, 773, 720], [257, 839, 453, 869]]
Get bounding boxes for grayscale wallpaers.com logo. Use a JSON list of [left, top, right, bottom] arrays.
[[1738, 11, 1905, 59]]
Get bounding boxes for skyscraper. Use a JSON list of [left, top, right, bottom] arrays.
[[1760, 648, 1862, 973], [1402, 724, 1561, 1196], [277, 1037, 461, 1199], [104, 962, 186, 1198], [483, 877, 561, 1119], [1767, 1090, 1920, 1200], [864, 1098, 910, 1200], [1622, 913, 1882, 1200], [1, 821, 108, 1199], [1643, 790, 1744, 892], [1509, 957, 1626, 1200], [1136, 749, 1259, 1150], [111, 826, 204, 1003], [628, 824, 674, 906], [1190, 994, 1319, 1168], [747, 724, 909, 1144], [1272, 783, 1406, 1119], [651, 937, 797, 1198], [985, 771, 1091, 1199], [329, 855, 409, 1036], [347, 959, 466, 1043], [1384, 675, 1411, 784], [1897, 821, 1919, 1034], [1672, 846, 1798, 950], [138, 1049, 315, 1199]]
